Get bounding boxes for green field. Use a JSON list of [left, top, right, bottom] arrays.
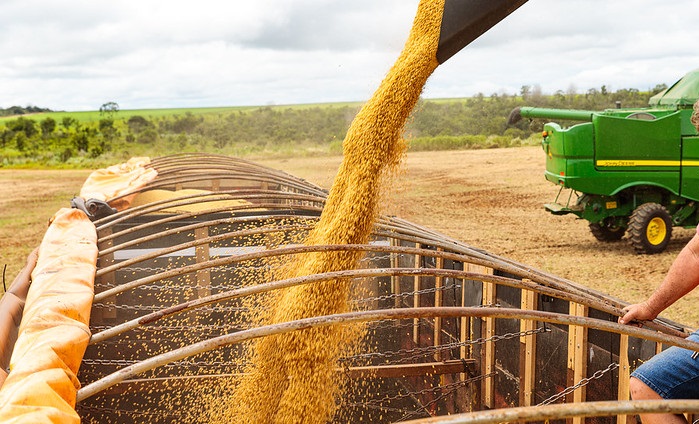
[[0, 87, 658, 169], [0, 102, 366, 124]]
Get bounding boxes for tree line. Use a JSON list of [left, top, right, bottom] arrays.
[[0, 84, 667, 168], [0, 105, 52, 117]]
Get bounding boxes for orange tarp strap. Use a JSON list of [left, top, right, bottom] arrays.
[[79, 156, 158, 210], [0, 208, 97, 423]]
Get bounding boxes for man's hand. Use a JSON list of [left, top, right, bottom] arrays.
[[618, 302, 657, 326]]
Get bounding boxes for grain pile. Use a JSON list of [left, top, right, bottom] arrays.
[[222, 1, 445, 422]]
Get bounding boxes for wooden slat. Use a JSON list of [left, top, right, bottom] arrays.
[[434, 251, 444, 362], [458, 272, 473, 413], [390, 238, 401, 310], [519, 286, 537, 407], [566, 306, 576, 411], [462, 263, 492, 412], [413, 243, 421, 345], [482, 276, 496, 409], [566, 302, 588, 424], [460, 273, 469, 380], [617, 334, 630, 424]]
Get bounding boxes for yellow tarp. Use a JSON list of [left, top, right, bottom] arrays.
[[79, 156, 158, 210], [0, 208, 98, 423]]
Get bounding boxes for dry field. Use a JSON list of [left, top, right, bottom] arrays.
[[1, 146, 697, 326], [0, 168, 92, 282]]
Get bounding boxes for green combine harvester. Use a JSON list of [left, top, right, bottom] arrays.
[[509, 69, 699, 254]]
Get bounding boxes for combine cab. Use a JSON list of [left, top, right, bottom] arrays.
[[509, 69, 699, 253]]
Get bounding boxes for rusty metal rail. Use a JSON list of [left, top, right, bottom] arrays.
[[97, 214, 317, 258], [90, 265, 682, 345], [401, 400, 699, 424], [78, 306, 699, 401], [94, 190, 325, 227]]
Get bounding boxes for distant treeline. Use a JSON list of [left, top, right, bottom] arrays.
[[0, 84, 666, 168], [0, 105, 53, 117]]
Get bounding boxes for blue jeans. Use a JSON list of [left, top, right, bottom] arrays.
[[632, 330, 699, 399]]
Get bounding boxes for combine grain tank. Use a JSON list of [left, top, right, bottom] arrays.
[[509, 69, 699, 254]]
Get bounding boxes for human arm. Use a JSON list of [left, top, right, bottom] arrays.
[[619, 232, 699, 325], [0, 247, 39, 381]]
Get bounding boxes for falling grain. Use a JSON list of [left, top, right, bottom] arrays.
[[224, 1, 445, 422]]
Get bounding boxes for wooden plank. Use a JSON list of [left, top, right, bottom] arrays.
[[617, 334, 630, 424], [460, 273, 469, 383], [390, 238, 401, 310], [460, 264, 493, 365], [566, 305, 576, 412], [462, 263, 492, 412], [434, 251, 444, 362], [460, 274, 468, 350], [519, 286, 538, 407], [567, 302, 588, 424], [413, 243, 421, 345], [194, 227, 211, 299], [482, 275, 496, 409]]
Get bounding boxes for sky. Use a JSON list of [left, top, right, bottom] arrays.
[[1, 0, 699, 111]]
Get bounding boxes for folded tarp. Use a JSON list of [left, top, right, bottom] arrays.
[[0, 208, 97, 423], [79, 156, 158, 211]]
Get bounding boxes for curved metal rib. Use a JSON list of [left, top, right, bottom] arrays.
[[78, 306, 699, 402]]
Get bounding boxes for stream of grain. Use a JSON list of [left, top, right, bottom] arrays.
[[222, 1, 445, 422]]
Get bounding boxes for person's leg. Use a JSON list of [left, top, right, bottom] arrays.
[[629, 330, 699, 424], [629, 376, 687, 424]]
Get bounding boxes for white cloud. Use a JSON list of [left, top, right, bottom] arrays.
[[1, 0, 698, 110], [430, 0, 699, 97]]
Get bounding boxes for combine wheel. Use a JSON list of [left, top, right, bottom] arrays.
[[589, 218, 625, 242], [627, 203, 672, 254]]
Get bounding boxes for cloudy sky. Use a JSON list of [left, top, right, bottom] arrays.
[[1, 0, 698, 111]]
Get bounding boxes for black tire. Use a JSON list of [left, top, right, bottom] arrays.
[[589, 219, 625, 242], [627, 203, 673, 254]]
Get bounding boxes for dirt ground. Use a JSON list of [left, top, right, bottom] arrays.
[[0, 169, 91, 283], [1, 146, 697, 327]]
